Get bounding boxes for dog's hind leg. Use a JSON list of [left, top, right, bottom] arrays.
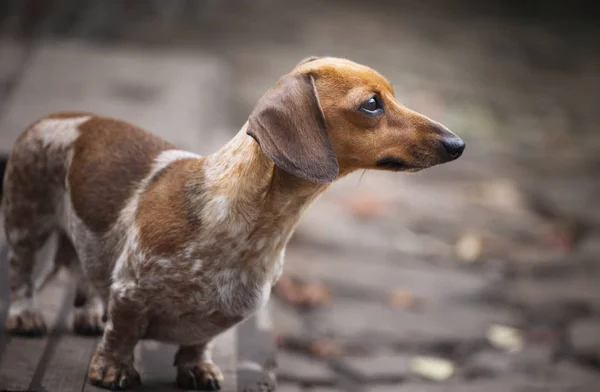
[[72, 280, 105, 336], [43, 231, 105, 335], [5, 226, 53, 336], [63, 233, 105, 335]]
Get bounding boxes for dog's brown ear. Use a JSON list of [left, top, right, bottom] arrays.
[[247, 72, 338, 183]]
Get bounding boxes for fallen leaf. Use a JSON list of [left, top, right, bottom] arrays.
[[276, 335, 362, 358], [345, 193, 386, 221], [410, 356, 455, 381], [310, 339, 343, 358], [483, 179, 524, 210], [526, 328, 556, 345], [454, 232, 483, 263], [274, 276, 302, 303], [274, 276, 331, 308], [540, 219, 587, 254], [487, 324, 523, 352], [388, 289, 425, 311]]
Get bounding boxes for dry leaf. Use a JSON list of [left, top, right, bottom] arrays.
[[301, 282, 331, 306], [274, 276, 302, 303], [276, 335, 352, 358], [274, 276, 331, 308], [468, 179, 524, 210], [526, 328, 556, 345], [455, 232, 483, 263], [483, 179, 523, 210], [540, 219, 587, 253], [487, 324, 523, 352], [388, 289, 425, 311], [410, 356, 455, 381], [345, 193, 386, 221], [310, 339, 343, 358]]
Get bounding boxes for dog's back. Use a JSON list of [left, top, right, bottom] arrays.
[[2, 111, 179, 336], [3, 112, 174, 246]]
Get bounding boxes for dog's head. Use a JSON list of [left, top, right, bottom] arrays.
[[247, 56, 465, 183]]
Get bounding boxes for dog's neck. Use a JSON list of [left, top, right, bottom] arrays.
[[195, 123, 329, 241]]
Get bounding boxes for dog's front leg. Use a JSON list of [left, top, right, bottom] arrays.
[[87, 290, 145, 390], [174, 341, 223, 391]]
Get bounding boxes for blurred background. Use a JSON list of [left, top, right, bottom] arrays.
[[0, 1, 599, 391]]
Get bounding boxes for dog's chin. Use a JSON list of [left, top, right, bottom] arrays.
[[404, 167, 426, 173], [375, 157, 428, 172]]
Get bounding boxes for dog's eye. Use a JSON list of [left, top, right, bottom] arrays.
[[359, 96, 383, 115]]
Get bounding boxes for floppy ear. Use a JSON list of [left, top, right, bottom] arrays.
[[247, 72, 339, 183]]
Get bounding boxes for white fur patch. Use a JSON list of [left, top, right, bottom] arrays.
[[240, 271, 249, 285], [31, 116, 90, 149], [215, 268, 237, 310], [203, 195, 230, 223], [272, 248, 286, 285], [156, 259, 171, 268], [191, 259, 204, 274], [8, 297, 35, 316], [256, 302, 272, 331], [153, 149, 200, 168], [254, 237, 267, 251], [7, 228, 29, 245], [257, 283, 272, 310], [111, 279, 137, 301]]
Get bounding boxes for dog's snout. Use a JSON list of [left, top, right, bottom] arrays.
[[440, 137, 465, 160]]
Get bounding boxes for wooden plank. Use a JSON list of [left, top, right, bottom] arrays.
[[237, 310, 277, 392], [0, 230, 76, 390], [0, 270, 72, 390], [138, 340, 179, 392], [214, 327, 237, 392], [136, 325, 238, 392], [27, 277, 76, 392], [39, 331, 98, 392]]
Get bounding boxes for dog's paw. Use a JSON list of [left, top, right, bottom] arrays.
[[6, 308, 47, 336], [88, 351, 141, 390], [72, 307, 105, 336], [176, 361, 223, 390]]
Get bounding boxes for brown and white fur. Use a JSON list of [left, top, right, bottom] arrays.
[[2, 57, 465, 390]]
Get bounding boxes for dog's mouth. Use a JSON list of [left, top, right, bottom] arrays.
[[376, 157, 424, 172]]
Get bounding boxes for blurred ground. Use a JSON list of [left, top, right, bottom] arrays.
[[1, 1, 599, 391]]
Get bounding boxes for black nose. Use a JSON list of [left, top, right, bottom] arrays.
[[440, 137, 465, 160]]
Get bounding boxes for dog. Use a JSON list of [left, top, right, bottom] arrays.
[[2, 56, 464, 390]]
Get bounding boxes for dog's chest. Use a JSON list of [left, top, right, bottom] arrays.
[[134, 235, 283, 318], [141, 262, 272, 344]]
